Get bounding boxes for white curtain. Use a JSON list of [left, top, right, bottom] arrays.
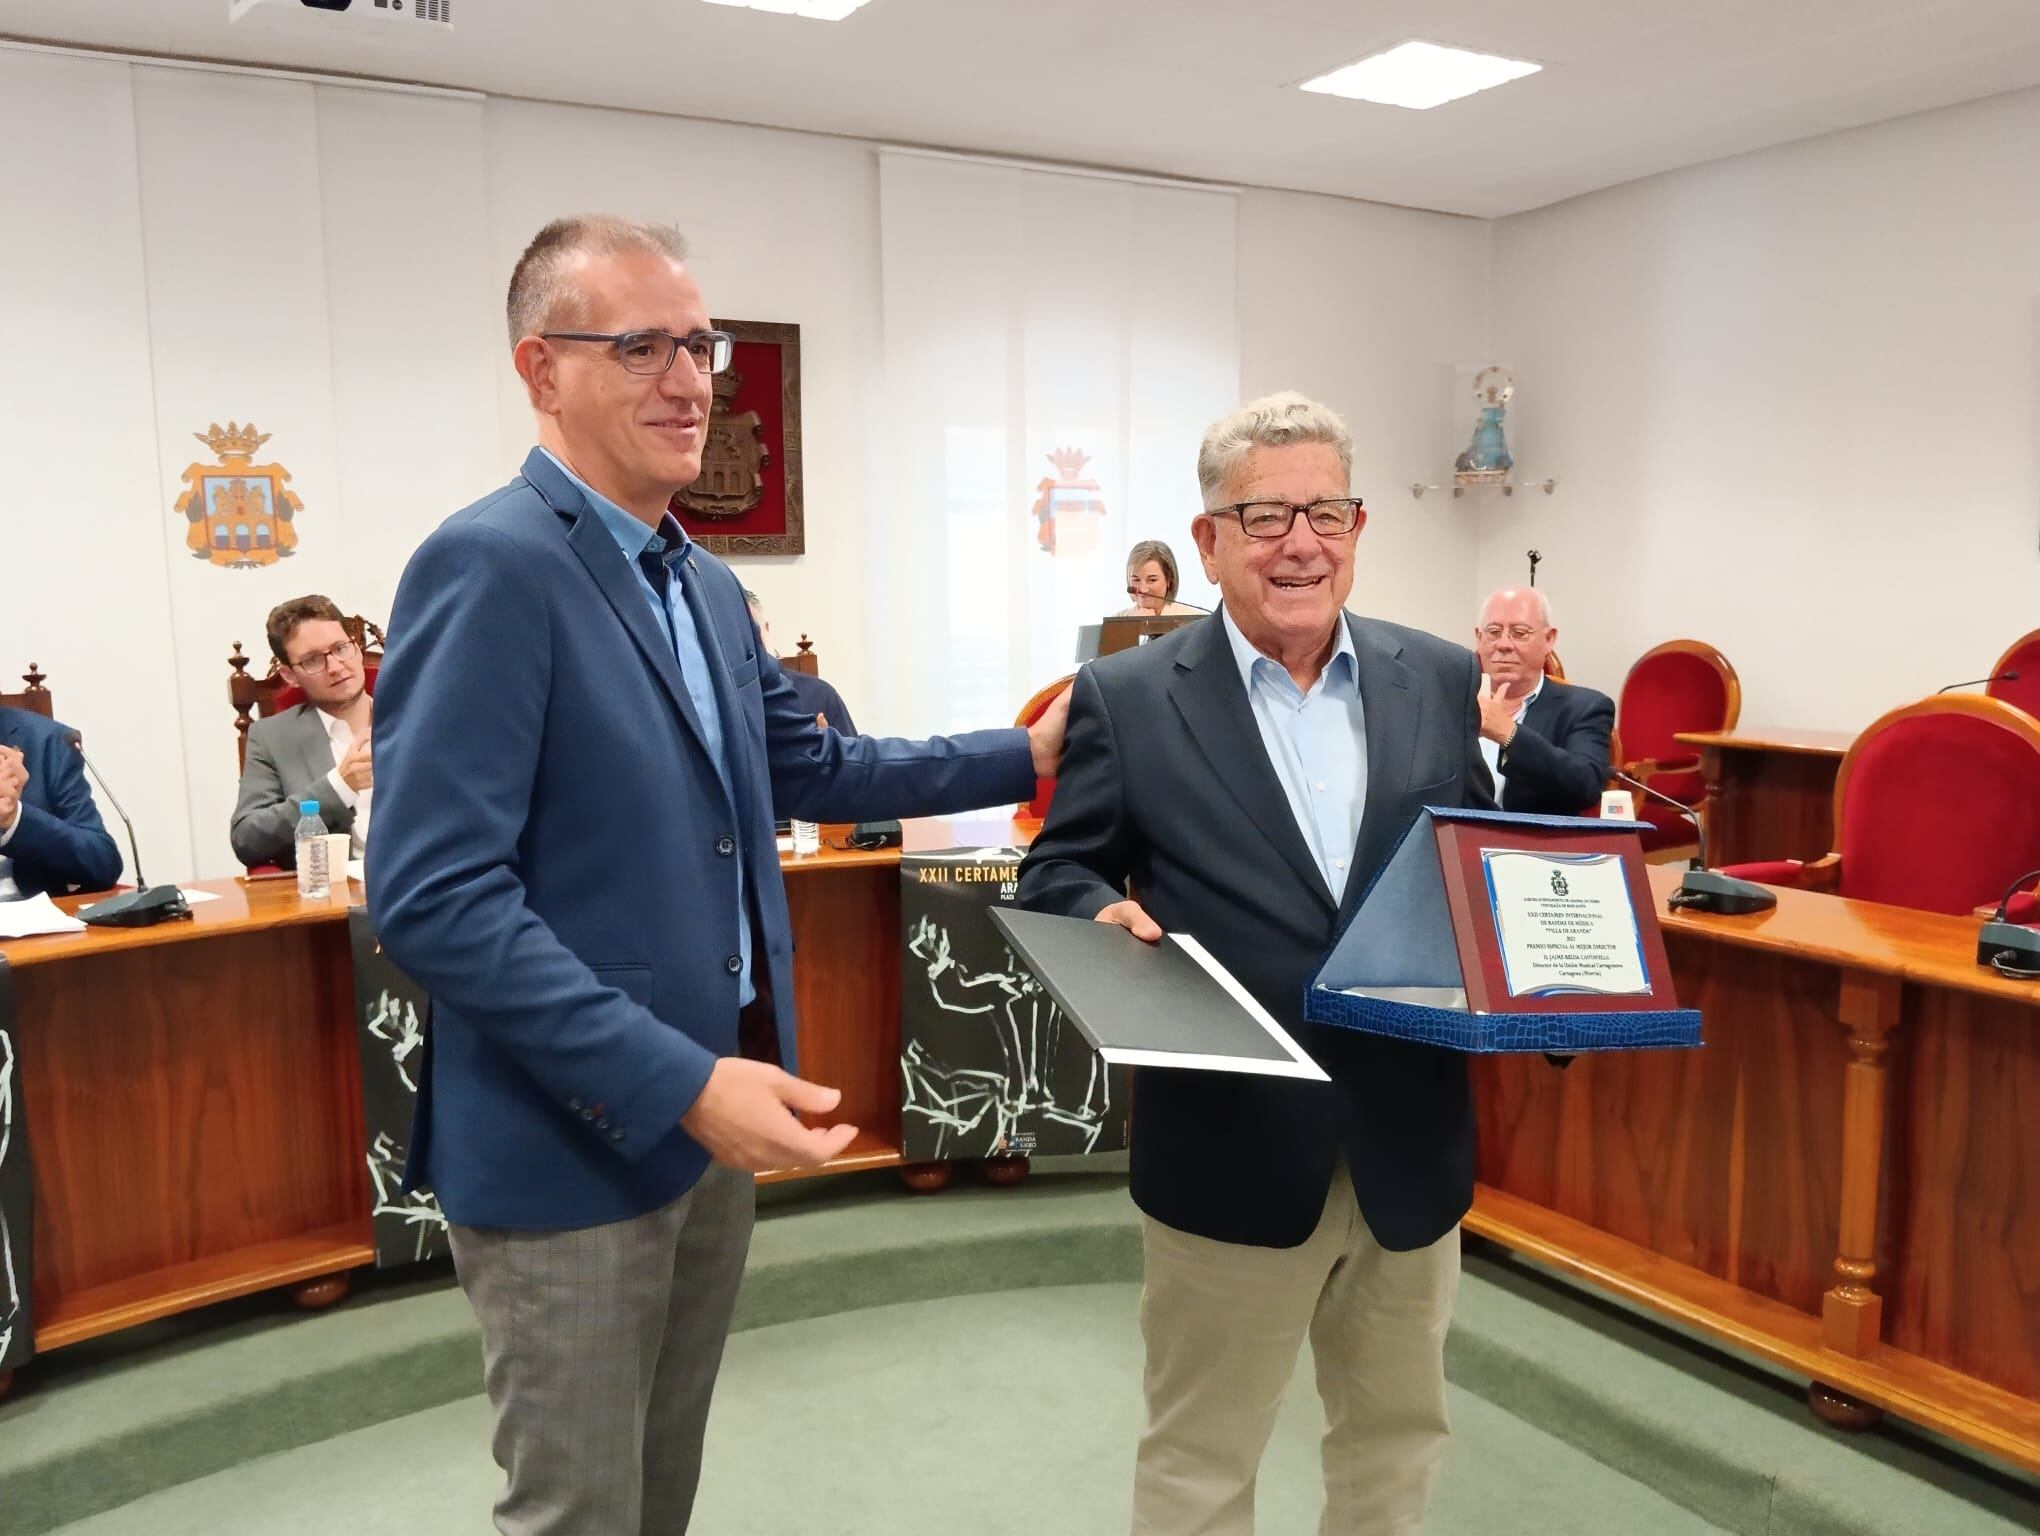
[[876, 151, 1239, 738]]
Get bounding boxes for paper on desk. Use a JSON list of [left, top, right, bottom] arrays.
[[178, 887, 221, 905], [345, 860, 365, 884], [0, 891, 88, 938]]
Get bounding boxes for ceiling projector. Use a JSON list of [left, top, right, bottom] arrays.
[[228, 0, 454, 33]]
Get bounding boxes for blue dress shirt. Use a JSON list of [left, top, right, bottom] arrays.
[[539, 448, 753, 1004], [1220, 605, 1368, 904]]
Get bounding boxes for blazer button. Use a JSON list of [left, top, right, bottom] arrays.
[[725, 954, 743, 974], [608, 1129, 625, 1143], [715, 835, 735, 856]]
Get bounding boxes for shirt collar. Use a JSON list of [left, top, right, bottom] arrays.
[[1515, 675, 1546, 713], [538, 447, 691, 571], [1219, 603, 1357, 700]]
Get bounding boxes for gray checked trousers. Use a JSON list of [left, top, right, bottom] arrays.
[[447, 1162, 756, 1534]]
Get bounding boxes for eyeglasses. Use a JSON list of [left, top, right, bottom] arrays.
[[1207, 497, 1365, 540], [539, 328, 735, 376], [288, 638, 358, 674], [1477, 625, 1546, 643]]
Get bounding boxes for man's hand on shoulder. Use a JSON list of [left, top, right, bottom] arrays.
[[1095, 898, 1162, 943], [680, 1058, 859, 1172], [1028, 685, 1072, 778]]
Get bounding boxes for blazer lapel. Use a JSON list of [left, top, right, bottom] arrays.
[[1339, 617, 1421, 924], [1166, 616, 1335, 911], [525, 451, 716, 764], [676, 553, 758, 812]]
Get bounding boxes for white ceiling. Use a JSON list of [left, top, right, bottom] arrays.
[[4, 0, 2039, 216]]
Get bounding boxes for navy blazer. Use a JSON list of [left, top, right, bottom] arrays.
[[0, 706, 122, 898], [1498, 679, 1616, 816], [368, 450, 1036, 1229], [1017, 613, 1495, 1252]]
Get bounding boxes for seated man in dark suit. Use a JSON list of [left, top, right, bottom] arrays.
[[230, 595, 376, 868], [0, 705, 122, 899], [742, 589, 856, 734], [1474, 585, 1614, 815]]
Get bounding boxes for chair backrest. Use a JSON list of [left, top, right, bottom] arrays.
[[1616, 640, 1741, 804], [1014, 674, 1075, 820], [230, 617, 386, 771], [784, 635, 820, 678], [1542, 651, 1566, 682], [1830, 695, 2040, 915], [0, 661, 53, 719], [1986, 627, 2040, 720]]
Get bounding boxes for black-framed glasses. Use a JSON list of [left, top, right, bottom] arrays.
[[288, 638, 358, 674], [1208, 497, 1365, 539], [539, 328, 734, 376]]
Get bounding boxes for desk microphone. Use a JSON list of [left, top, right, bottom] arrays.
[[1936, 670, 2017, 693], [1610, 770, 1777, 915], [66, 732, 190, 928], [1122, 588, 1211, 613], [1976, 866, 2040, 979]]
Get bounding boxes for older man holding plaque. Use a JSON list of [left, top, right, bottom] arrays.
[[1018, 392, 1494, 1534]]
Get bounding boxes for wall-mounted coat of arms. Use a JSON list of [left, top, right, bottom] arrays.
[[667, 319, 804, 556], [1031, 447, 1107, 558], [176, 422, 302, 568]]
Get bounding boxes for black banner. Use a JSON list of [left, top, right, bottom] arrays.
[[347, 910, 449, 1267], [899, 848, 1129, 1161], [0, 956, 32, 1374]]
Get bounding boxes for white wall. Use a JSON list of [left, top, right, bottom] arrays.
[[1484, 88, 2040, 729], [1238, 189, 1493, 643], [0, 43, 1500, 881]]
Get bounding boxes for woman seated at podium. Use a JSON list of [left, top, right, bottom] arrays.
[[1116, 539, 1202, 617]]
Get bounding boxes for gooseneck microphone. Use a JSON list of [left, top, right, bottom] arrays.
[[67, 733, 190, 928], [1611, 770, 1777, 915], [1936, 670, 2018, 693]]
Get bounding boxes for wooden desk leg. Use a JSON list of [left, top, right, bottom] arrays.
[[292, 1275, 352, 1311], [1697, 746, 1725, 861], [1822, 970, 1900, 1358], [900, 1163, 955, 1194], [983, 1154, 1032, 1187]]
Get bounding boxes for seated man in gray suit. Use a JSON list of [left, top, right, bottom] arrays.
[[229, 595, 375, 868]]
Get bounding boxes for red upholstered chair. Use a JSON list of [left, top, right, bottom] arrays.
[[0, 661, 53, 719], [1615, 640, 1740, 852], [229, 617, 386, 773], [1721, 696, 2040, 921], [1015, 674, 1075, 820], [1542, 651, 1566, 682], [1986, 627, 2040, 721]]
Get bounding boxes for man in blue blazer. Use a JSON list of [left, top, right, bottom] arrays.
[[368, 215, 1064, 1536], [0, 706, 122, 900], [1472, 585, 1615, 816]]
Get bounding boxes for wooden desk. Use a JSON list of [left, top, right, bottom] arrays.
[[0, 818, 1023, 1382], [1676, 727, 1853, 866], [1470, 866, 2040, 1473]]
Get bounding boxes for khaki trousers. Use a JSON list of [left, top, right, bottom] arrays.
[[1132, 1160, 1459, 1536]]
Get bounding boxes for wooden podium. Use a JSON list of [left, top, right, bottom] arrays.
[[1097, 613, 1201, 656]]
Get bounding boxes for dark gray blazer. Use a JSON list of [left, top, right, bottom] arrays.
[[1017, 610, 1495, 1252], [230, 703, 357, 868]]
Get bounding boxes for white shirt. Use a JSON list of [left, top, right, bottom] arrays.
[[321, 708, 371, 859], [1479, 676, 1543, 806], [0, 801, 20, 900]]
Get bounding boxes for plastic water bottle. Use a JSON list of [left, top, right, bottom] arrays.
[[790, 819, 820, 855], [295, 799, 331, 899]]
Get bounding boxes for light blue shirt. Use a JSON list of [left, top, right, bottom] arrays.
[[540, 448, 753, 1006], [1221, 605, 1368, 903]]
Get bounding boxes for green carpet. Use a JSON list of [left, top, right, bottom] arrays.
[[2, 1167, 2032, 1536], [48, 1285, 1733, 1536]]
